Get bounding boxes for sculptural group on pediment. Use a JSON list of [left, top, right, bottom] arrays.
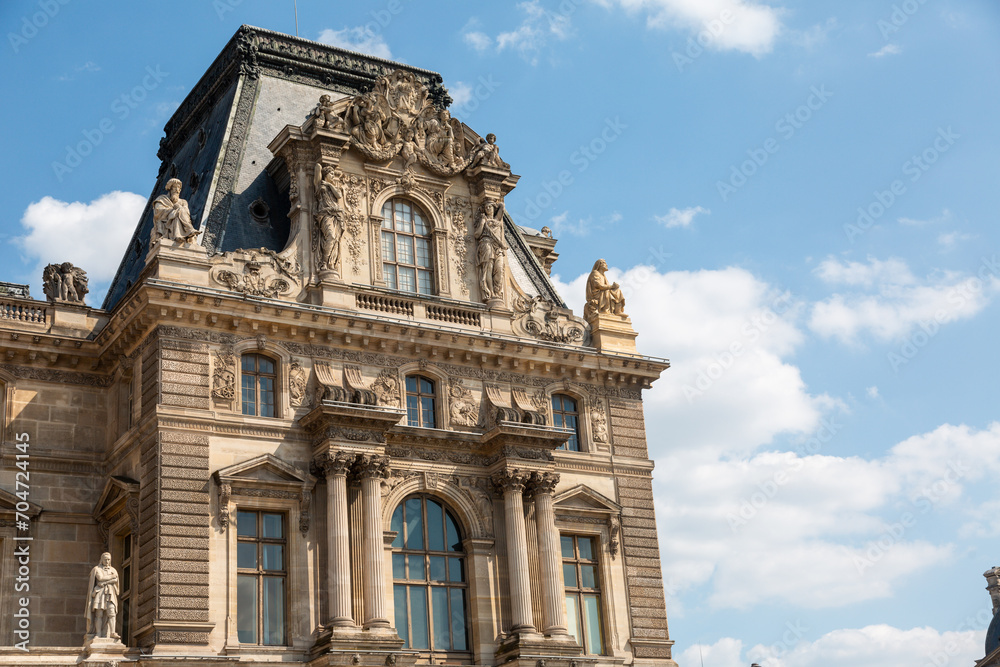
[[42, 262, 88, 305], [305, 70, 509, 178]]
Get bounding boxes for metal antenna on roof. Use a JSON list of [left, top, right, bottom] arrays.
[[294, 0, 299, 36]]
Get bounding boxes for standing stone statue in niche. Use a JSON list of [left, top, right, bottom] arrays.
[[475, 199, 507, 303], [313, 164, 346, 274], [42, 262, 89, 304], [85, 552, 121, 640], [151, 177, 198, 247], [584, 258, 627, 319]]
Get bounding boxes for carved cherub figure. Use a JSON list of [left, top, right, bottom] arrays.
[[468, 132, 503, 170], [311, 94, 342, 129]]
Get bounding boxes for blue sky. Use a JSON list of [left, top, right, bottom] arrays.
[[2, 0, 999, 664]]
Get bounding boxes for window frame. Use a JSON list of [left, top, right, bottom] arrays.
[[561, 533, 606, 656], [235, 509, 289, 646], [115, 530, 135, 645], [380, 197, 436, 296], [405, 375, 438, 429], [551, 393, 583, 452], [240, 352, 279, 418], [390, 494, 472, 660]]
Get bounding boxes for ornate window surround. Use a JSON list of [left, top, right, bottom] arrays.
[[543, 381, 599, 454], [214, 454, 317, 653], [231, 339, 291, 421], [397, 363, 451, 432], [381, 472, 494, 665], [92, 476, 141, 645], [370, 186, 451, 298], [552, 484, 624, 656]]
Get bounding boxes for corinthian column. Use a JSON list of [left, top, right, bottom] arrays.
[[357, 454, 391, 630], [317, 451, 355, 628], [493, 469, 535, 634], [530, 472, 568, 637]]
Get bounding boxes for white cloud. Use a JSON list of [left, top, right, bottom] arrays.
[[15, 191, 146, 302], [937, 231, 974, 250], [462, 2, 573, 64], [809, 256, 999, 344], [866, 385, 879, 399], [868, 43, 902, 57], [899, 208, 951, 226], [683, 625, 986, 667], [317, 27, 393, 60], [448, 81, 474, 108], [655, 205, 709, 228], [599, 0, 783, 56], [548, 210, 620, 237]]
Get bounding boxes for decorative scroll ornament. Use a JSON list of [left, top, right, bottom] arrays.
[[289, 360, 308, 408], [307, 70, 509, 178], [42, 262, 89, 304], [449, 379, 479, 427], [447, 196, 473, 296], [512, 295, 586, 344], [513, 387, 546, 425], [219, 483, 232, 529], [212, 249, 298, 297], [591, 400, 609, 444], [211, 350, 236, 402], [608, 514, 621, 559]]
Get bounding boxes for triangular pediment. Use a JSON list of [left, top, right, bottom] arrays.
[[553, 484, 622, 515], [93, 475, 139, 519], [0, 488, 42, 517], [214, 454, 316, 488]]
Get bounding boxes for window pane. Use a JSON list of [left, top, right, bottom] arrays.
[[399, 266, 416, 292], [391, 504, 404, 548], [578, 536, 594, 561], [258, 357, 274, 374], [407, 395, 420, 426], [381, 231, 396, 261], [237, 574, 257, 644], [241, 375, 256, 416], [415, 238, 432, 268], [398, 211, 412, 234], [414, 211, 429, 235], [581, 564, 597, 589], [432, 586, 451, 649], [242, 355, 256, 372], [262, 544, 283, 571], [409, 586, 429, 649], [583, 594, 603, 654], [450, 588, 468, 650], [426, 500, 445, 551], [405, 498, 423, 550], [407, 554, 425, 581], [382, 202, 393, 224], [429, 556, 447, 581], [561, 535, 575, 559], [259, 376, 275, 417], [237, 542, 257, 569], [395, 584, 409, 647], [262, 513, 283, 539], [237, 512, 257, 537], [406, 376, 418, 392], [563, 396, 578, 412], [565, 594, 581, 647], [563, 562, 577, 588], [418, 269, 433, 295], [393, 553, 406, 579], [420, 378, 434, 394], [449, 557, 464, 583], [262, 576, 285, 645], [421, 396, 435, 428], [446, 513, 461, 551], [397, 236, 414, 264], [384, 265, 397, 290]]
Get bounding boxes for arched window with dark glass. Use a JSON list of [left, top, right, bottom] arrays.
[[552, 394, 581, 451], [381, 198, 434, 295], [390, 496, 469, 656], [242, 353, 277, 417], [405, 375, 436, 428]]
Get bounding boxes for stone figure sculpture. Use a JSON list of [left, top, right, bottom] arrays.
[[310, 94, 342, 129], [475, 199, 507, 303], [313, 164, 346, 273], [42, 262, 89, 304], [468, 133, 505, 170], [85, 552, 120, 640], [584, 258, 627, 319], [151, 178, 197, 247]]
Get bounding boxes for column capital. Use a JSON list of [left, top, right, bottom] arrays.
[[355, 453, 391, 480], [314, 451, 354, 478], [492, 468, 530, 495], [527, 471, 560, 497]]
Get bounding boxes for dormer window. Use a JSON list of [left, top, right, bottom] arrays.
[[381, 198, 434, 295]]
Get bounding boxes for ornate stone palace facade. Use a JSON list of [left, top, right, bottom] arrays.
[[0, 26, 677, 667]]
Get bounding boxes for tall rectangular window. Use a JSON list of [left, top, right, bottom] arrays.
[[241, 354, 276, 417], [562, 534, 604, 654], [118, 532, 133, 644], [552, 395, 581, 451], [237, 510, 287, 645]]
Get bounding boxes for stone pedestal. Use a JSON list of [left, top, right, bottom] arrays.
[[82, 635, 127, 662], [146, 238, 211, 287], [588, 312, 638, 354]]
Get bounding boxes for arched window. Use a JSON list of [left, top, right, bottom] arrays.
[[405, 375, 436, 428], [552, 394, 581, 451], [381, 198, 434, 295], [242, 353, 277, 417], [391, 496, 469, 654]]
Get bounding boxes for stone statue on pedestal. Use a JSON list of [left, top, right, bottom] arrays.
[[42, 262, 88, 304], [85, 552, 120, 640], [584, 258, 626, 319], [151, 177, 198, 247], [475, 199, 507, 304]]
